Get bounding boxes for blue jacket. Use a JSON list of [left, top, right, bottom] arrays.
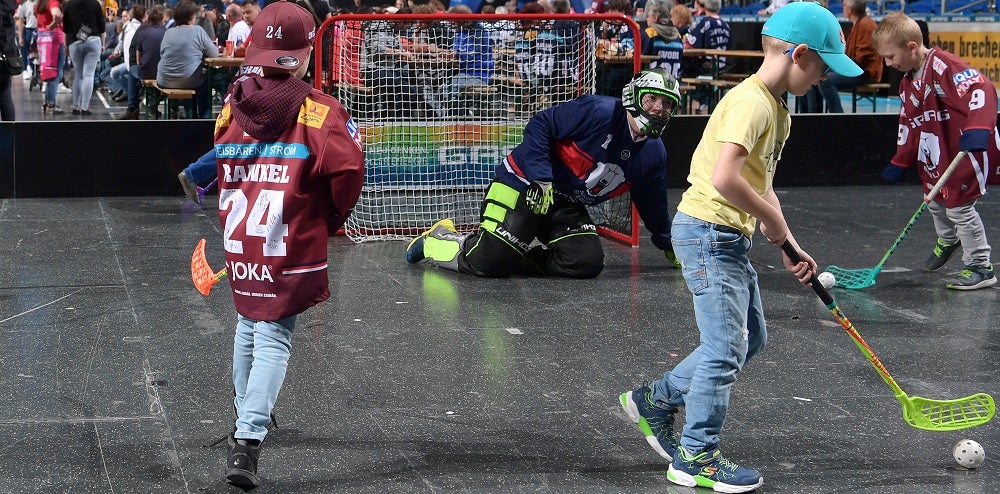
[[497, 95, 672, 250]]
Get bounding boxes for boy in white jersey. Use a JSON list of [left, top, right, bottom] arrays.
[[618, 3, 862, 492]]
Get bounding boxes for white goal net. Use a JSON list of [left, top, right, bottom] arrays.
[[318, 13, 641, 245]]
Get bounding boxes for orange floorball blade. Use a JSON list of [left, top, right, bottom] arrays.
[[191, 238, 227, 296]]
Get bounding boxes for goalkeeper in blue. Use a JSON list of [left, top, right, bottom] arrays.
[[404, 68, 682, 278]]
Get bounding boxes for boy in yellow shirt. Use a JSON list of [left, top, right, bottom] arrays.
[[619, 3, 863, 492]]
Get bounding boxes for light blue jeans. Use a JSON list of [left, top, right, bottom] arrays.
[[233, 314, 297, 442], [650, 211, 767, 454], [43, 47, 65, 105], [69, 37, 101, 111]]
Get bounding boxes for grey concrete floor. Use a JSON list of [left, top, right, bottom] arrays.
[[0, 186, 997, 493]]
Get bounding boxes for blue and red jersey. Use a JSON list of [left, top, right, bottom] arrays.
[[498, 95, 672, 250]]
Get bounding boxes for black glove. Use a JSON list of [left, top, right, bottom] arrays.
[[525, 181, 554, 214], [665, 249, 681, 268]]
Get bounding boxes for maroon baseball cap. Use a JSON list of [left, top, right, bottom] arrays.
[[244, 1, 316, 70]]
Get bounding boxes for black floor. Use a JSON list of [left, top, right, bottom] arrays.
[[1, 186, 998, 493]]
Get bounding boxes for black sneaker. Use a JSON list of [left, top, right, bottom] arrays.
[[947, 264, 997, 291], [926, 238, 961, 271], [225, 436, 262, 488]]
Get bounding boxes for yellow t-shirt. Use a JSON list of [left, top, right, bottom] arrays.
[[677, 75, 790, 237]]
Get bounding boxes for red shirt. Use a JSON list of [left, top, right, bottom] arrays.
[[215, 79, 364, 320], [892, 47, 1000, 207], [35, 0, 61, 30]]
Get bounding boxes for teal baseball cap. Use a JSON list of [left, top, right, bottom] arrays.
[[761, 2, 863, 77]]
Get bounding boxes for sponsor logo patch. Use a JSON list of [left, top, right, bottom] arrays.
[[298, 98, 330, 129], [953, 68, 983, 98], [346, 117, 362, 150]]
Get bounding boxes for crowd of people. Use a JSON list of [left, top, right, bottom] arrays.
[[0, 0, 908, 120]]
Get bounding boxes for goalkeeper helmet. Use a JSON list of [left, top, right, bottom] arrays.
[[621, 68, 681, 138]]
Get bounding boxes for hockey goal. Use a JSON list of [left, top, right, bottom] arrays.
[[316, 13, 643, 246]]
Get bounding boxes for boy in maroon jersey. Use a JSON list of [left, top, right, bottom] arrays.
[[874, 12, 998, 290], [213, 1, 364, 487]]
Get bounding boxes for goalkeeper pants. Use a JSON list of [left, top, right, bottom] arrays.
[[424, 181, 604, 278]]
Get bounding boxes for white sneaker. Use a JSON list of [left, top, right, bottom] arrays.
[[57, 85, 71, 93], [21, 71, 31, 80]]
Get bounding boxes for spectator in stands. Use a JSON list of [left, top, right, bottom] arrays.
[[405, 68, 683, 277], [16, 0, 36, 82], [157, 0, 219, 118], [226, 1, 250, 48], [62, 0, 105, 115], [133, 6, 165, 116], [548, 0, 580, 88], [512, 1, 544, 88], [219, 3, 241, 47], [671, 3, 694, 37], [691, 0, 706, 17], [111, 3, 143, 119], [36, 0, 65, 114], [595, 0, 636, 97], [816, 0, 883, 112], [682, 0, 730, 113], [444, 4, 494, 117], [195, 4, 215, 40], [362, 8, 418, 119], [98, 8, 124, 101], [408, 3, 454, 117], [643, 0, 683, 78]]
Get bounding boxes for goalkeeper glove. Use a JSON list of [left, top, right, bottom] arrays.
[[525, 181, 554, 214], [665, 249, 681, 268]]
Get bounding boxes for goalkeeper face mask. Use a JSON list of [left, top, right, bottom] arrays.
[[622, 69, 681, 138]]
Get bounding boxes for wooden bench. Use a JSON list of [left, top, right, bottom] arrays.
[[851, 83, 891, 113], [681, 77, 741, 113], [142, 79, 196, 119]]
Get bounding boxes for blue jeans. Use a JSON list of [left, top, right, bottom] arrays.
[[183, 148, 218, 184], [233, 314, 297, 442], [124, 64, 141, 110], [69, 37, 101, 110], [44, 47, 65, 105], [649, 211, 767, 453], [19, 28, 35, 70]]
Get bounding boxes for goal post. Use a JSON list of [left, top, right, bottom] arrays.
[[316, 13, 644, 246]]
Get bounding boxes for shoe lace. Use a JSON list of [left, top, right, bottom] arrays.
[[717, 455, 740, 472]]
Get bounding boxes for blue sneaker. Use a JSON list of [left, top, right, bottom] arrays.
[[619, 385, 678, 461], [405, 219, 457, 264], [947, 264, 997, 290], [667, 445, 763, 493]]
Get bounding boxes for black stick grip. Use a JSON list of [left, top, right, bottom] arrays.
[[780, 240, 834, 306]]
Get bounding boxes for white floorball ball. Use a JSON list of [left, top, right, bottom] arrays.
[[953, 439, 985, 469], [817, 271, 836, 289]]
